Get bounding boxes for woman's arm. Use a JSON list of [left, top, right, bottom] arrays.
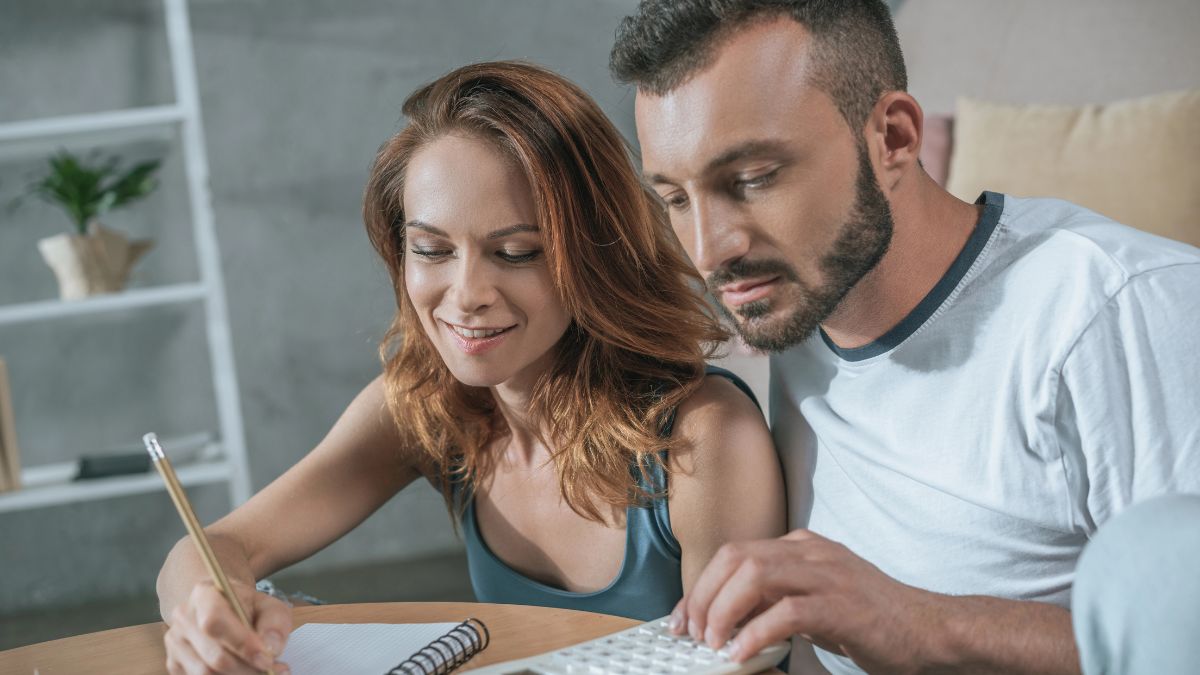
[[156, 375, 421, 673], [667, 373, 786, 592]]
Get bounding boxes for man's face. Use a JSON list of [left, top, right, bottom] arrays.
[[635, 17, 893, 352]]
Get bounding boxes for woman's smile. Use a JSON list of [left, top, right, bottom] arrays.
[[442, 320, 518, 355]]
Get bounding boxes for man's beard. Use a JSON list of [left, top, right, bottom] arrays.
[[707, 144, 894, 353]]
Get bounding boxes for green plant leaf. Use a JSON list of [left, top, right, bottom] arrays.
[[103, 159, 162, 211], [18, 149, 162, 235]]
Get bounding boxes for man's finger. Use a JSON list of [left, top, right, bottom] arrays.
[[703, 548, 830, 649], [668, 597, 687, 635], [701, 556, 772, 649], [728, 595, 830, 663], [781, 528, 821, 543], [684, 541, 760, 641]]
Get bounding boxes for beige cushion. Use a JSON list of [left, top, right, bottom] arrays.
[[945, 90, 1200, 247]]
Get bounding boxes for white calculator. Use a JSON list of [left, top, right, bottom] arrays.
[[469, 616, 790, 674]]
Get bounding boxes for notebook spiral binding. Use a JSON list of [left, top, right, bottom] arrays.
[[386, 618, 491, 675]]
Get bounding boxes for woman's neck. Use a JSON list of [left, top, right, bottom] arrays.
[[489, 353, 556, 468]]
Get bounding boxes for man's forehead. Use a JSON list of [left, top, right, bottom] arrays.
[[633, 17, 821, 178]]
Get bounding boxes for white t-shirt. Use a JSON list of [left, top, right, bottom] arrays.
[[771, 192, 1200, 675]]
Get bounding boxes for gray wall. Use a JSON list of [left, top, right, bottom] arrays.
[[894, 0, 1200, 113], [0, 0, 639, 614]]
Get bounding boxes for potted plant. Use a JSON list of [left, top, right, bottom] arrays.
[[17, 150, 161, 300]]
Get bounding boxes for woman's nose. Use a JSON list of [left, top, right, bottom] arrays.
[[452, 256, 500, 313]]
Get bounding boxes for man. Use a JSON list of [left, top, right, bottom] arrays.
[[610, 1, 1200, 673]]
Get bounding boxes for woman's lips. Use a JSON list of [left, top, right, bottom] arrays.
[[443, 321, 516, 355], [718, 276, 780, 307]]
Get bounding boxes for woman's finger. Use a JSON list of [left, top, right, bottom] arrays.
[[251, 590, 295, 661], [164, 625, 202, 675], [190, 629, 263, 675], [185, 585, 275, 672]]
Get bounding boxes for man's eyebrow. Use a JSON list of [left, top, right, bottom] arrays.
[[702, 139, 791, 174], [645, 139, 792, 186]]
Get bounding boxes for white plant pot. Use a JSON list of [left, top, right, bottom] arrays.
[[37, 222, 154, 300]]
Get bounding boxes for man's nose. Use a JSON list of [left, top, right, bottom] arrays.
[[686, 196, 751, 274]]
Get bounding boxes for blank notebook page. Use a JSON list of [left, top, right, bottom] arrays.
[[280, 622, 464, 674]]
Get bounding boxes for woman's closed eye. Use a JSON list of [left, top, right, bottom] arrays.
[[497, 249, 541, 263], [410, 247, 453, 260]]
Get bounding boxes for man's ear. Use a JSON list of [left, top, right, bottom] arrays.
[[865, 91, 923, 192]]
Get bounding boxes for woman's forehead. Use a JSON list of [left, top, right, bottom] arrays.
[[403, 134, 537, 235]]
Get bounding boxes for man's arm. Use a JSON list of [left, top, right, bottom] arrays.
[[1056, 263, 1200, 529], [675, 530, 1080, 674]]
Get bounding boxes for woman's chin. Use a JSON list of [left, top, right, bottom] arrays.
[[444, 364, 508, 389]]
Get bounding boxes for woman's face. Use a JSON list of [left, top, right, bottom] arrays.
[[402, 133, 572, 389]]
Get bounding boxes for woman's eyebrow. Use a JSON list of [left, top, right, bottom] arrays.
[[487, 224, 539, 240], [404, 219, 448, 237], [403, 221, 538, 239]]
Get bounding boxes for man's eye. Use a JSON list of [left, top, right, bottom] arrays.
[[662, 193, 689, 210], [736, 169, 778, 192], [498, 250, 541, 263], [410, 248, 451, 259]]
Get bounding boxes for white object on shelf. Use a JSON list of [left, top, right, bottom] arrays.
[[0, 433, 227, 514], [0, 0, 253, 512]]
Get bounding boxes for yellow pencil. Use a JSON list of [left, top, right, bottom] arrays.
[[144, 433, 275, 675]]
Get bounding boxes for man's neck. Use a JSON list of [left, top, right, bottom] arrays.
[[821, 176, 982, 350]]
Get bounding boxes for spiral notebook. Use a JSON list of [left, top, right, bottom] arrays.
[[280, 619, 490, 675]]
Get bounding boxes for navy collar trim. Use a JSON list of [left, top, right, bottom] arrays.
[[819, 191, 1004, 362]]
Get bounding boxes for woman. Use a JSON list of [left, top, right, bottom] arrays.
[[156, 61, 784, 675]]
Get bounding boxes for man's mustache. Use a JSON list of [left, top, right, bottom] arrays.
[[706, 258, 801, 294]]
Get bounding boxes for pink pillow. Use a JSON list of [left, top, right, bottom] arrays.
[[920, 114, 954, 187]]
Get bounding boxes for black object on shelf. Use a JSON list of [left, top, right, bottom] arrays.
[[74, 452, 152, 480]]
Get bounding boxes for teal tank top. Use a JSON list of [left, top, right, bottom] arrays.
[[460, 365, 760, 621]]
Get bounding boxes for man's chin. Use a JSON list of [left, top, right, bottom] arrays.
[[729, 309, 825, 355]]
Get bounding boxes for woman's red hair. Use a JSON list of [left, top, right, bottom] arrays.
[[363, 61, 727, 521]]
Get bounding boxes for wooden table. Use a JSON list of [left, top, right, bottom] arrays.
[[0, 602, 784, 674]]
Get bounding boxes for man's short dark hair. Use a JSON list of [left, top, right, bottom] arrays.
[[610, 0, 907, 133]]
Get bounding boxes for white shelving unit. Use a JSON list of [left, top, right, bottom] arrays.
[[0, 0, 251, 514], [0, 433, 228, 514]]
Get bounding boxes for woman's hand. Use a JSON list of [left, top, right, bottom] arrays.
[[163, 579, 293, 675]]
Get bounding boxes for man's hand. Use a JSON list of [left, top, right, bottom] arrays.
[[673, 529, 954, 673]]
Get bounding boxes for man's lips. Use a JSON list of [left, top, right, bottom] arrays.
[[717, 276, 780, 307]]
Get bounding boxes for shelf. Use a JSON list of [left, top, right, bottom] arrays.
[[0, 0, 254, 523], [0, 433, 227, 514], [0, 105, 184, 161], [0, 282, 207, 327]]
